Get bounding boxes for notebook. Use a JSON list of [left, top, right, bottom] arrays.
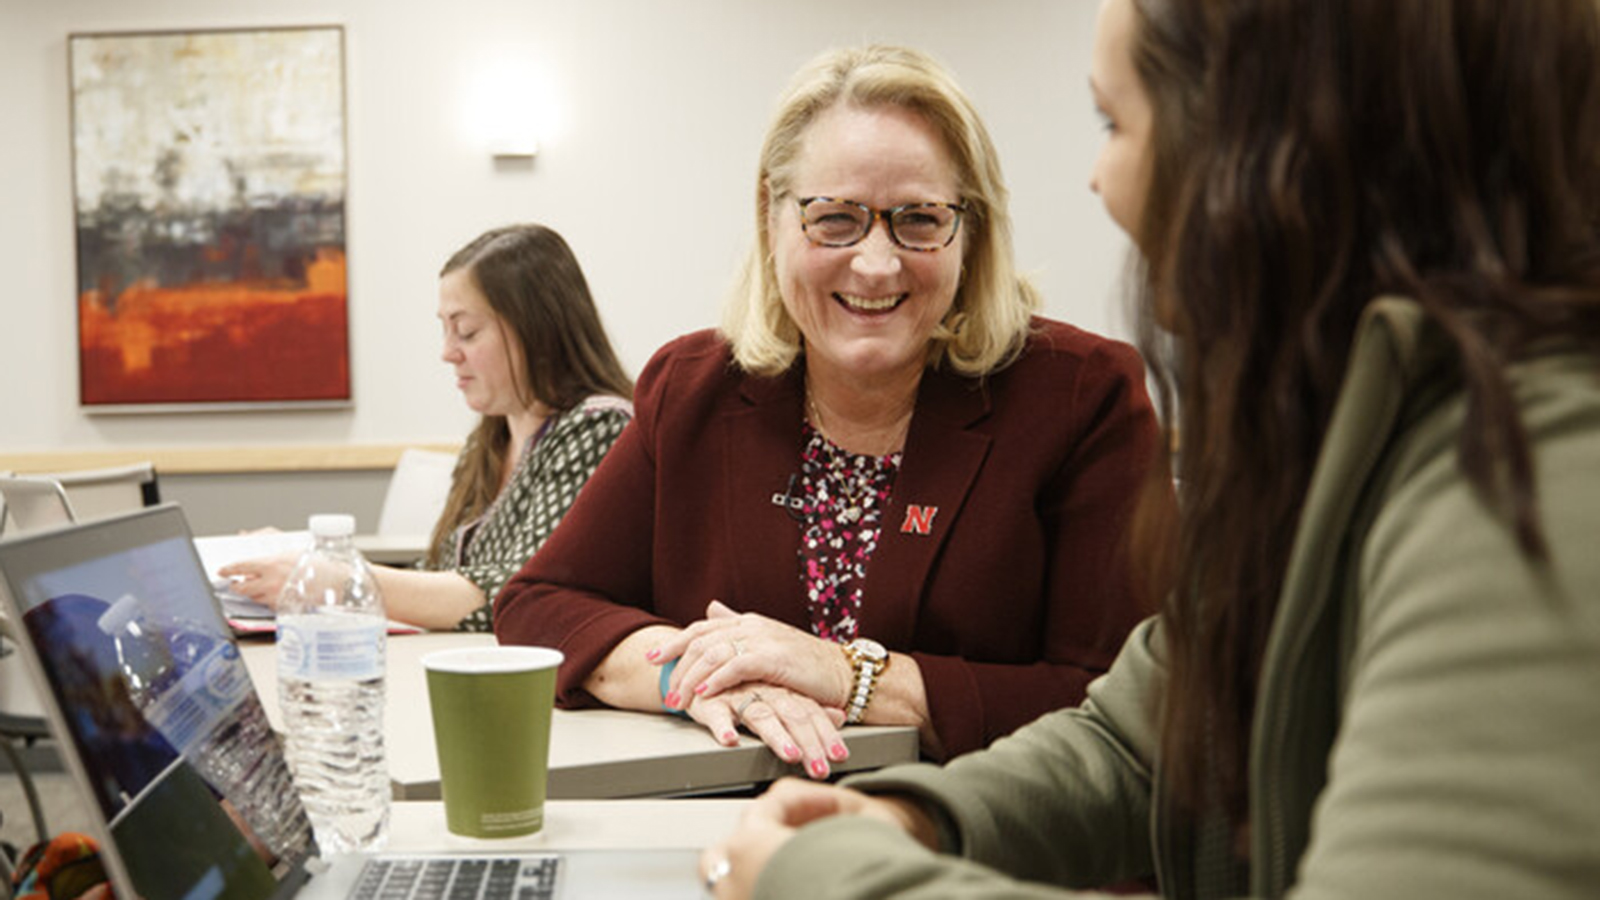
[[0, 504, 704, 900], [191, 530, 425, 636]]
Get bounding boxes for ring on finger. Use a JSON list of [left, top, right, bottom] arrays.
[[704, 857, 732, 893], [733, 691, 764, 723]]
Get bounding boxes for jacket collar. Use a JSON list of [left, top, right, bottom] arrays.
[[724, 358, 994, 646]]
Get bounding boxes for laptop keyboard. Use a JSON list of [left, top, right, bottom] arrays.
[[350, 857, 560, 900]]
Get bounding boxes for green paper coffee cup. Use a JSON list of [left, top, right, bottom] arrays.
[[423, 645, 563, 838]]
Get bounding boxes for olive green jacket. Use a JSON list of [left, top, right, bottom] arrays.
[[756, 298, 1600, 899]]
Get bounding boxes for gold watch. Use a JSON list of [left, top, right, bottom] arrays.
[[842, 638, 889, 724]]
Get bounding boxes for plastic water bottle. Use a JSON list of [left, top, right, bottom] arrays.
[[97, 594, 313, 859], [276, 513, 390, 854]]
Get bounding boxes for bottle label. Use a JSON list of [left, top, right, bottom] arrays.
[[277, 615, 386, 681], [142, 643, 249, 757]]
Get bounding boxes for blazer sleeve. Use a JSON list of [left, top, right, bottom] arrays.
[[493, 346, 684, 707]]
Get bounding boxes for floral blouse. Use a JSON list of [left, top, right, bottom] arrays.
[[794, 422, 901, 642], [428, 394, 632, 631]]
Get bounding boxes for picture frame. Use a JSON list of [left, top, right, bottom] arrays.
[[68, 25, 351, 412]]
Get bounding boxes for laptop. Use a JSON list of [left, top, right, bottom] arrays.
[[0, 504, 704, 900]]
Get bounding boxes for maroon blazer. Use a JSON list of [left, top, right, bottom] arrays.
[[495, 318, 1165, 758]]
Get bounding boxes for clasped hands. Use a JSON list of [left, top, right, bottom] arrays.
[[647, 600, 856, 780]]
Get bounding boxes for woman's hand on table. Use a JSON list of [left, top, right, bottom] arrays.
[[654, 600, 854, 710], [683, 683, 848, 780], [700, 778, 941, 898], [217, 553, 300, 608]]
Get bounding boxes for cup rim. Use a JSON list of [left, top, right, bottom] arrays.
[[422, 645, 564, 674]]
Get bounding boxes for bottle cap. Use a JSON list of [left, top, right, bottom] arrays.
[[308, 513, 357, 538], [95, 593, 143, 635]]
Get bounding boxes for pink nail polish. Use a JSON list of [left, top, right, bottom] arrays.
[[694, 683, 708, 695], [810, 759, 830, 778], [830, 742, 849, 760], [783, 744, 800, 762], [722, 731, 738, 744], [664, 691, 680, 708], [644, 648, 660, 661]]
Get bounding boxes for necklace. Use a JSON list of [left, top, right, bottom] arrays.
[[803, 391, 904, 525], [804, 428, 883, 524], [804, 386, 913, 457]]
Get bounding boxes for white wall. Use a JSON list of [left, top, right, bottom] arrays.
[[0, 0, 1133, 456]]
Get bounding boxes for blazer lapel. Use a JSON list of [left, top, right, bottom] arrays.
[[862, 368, 992, 647], [721, 366, 810, 618]]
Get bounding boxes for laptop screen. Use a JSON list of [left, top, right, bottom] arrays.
[[0, 505, 315, 900]]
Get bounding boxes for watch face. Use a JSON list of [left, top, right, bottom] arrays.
[[852, 638, 888, 662]]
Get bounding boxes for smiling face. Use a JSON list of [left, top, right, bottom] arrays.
[[437, 268, 528, 418], [1089, 0, 1155, 243], [768, 102, 966, 391]]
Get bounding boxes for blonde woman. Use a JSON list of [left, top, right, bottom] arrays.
[[496, 46, 1167, 780]]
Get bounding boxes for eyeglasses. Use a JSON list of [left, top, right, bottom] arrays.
[[795, 196, 967, 252]]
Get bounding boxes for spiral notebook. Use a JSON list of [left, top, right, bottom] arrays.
[[0, 504, 702, 900]]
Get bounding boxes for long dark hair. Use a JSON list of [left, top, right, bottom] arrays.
[[1139, 0, 1600, 820], [1122, 0, 1209, 610], [428, 224, 633, 565]]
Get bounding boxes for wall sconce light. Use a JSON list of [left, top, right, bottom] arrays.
[[490, 136, 539, 160], [461, 56, 561, 161]]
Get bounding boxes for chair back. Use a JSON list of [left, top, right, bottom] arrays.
[[0, 476, 77, 534], [34, 461, 159, 523], [376, 448, 456, 537]]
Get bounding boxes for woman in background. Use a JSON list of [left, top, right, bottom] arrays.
[[700, 0, 1600, 897], [224, 224, 633, 631]]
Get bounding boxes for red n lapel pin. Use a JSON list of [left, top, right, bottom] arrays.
[[900, 504, 939, 535]]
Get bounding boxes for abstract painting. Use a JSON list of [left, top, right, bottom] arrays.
[[69, 26, 350, 410]]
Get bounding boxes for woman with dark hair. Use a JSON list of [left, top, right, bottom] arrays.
[[224, 225, 633, 631], [699, 0, 1600, 897]]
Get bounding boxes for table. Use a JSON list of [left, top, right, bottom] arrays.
[[387, 799, 744, 852], [240, 633, 919, 800]]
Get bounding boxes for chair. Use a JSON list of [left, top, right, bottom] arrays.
[[376, 449, 456, 537], [0, 476, 76, 535], [0, 473, 53, 865], [0, 616, 51, 859], [36, 461, 159, 523]]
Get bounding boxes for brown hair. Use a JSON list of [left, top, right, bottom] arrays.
[[1141, 0, 1600, 819], [722, 44, 1039, 377], [1128, 0, 1207, 275], [1119, 0, 1209, 638], [428, 224, 633, 565]]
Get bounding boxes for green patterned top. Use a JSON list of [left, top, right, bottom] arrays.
[[427, 394, 632, 631]]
